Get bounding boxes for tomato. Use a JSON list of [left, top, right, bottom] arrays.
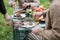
[[33, 7, 39, 10], [33, 5, 44, 12], [39, 5, 44, 10]]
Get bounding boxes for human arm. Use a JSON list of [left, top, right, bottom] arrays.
[[8, 0, 16, 7], [23, 0, 40, 7]]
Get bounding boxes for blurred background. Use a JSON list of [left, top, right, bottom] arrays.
[[0, 0, 50, 40]]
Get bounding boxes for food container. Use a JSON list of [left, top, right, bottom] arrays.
[[11, 17, 35, 40], [12, 17, 35, 28], [13, 27, 31, 40]]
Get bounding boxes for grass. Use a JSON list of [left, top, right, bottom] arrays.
[[40, 0, 50, 9], [0, 0, 50, 40]]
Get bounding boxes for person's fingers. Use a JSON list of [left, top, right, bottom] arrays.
[[12, 2, 16, 8], [22, 3, 27, 8], [38, 28, 44, 34], [36, 12, 43, 16], [33, 12, 43, 19], [32, 28, 39, 35]]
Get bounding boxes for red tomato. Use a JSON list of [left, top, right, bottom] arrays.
[[36, 9, 40, 12], [39, 5, 44, 10], [33, 6, 44, 12], [33, 7, 39, 10], [36, 9, 43, 12]]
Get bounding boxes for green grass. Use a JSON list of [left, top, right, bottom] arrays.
[[0, 0, 50, 40], [40, 0, 50, 9], [0, 0, 13, 40]]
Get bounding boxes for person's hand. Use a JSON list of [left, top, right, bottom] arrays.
[[22, 3, 30, 8], [4, 13, 11, 25], [33, 12, 43, 20], [32, 27, 39, 35], [39, 15, 45, 21], [22, 3, 28, 8], [11, 2, 16, 8], [32, 27, 44, 35], [38, 27, 44, 36]]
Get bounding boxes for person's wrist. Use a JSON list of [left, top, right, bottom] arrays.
[[37, 27, 43, 30]]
